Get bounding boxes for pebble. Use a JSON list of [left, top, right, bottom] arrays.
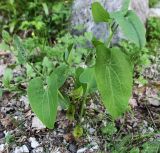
[[14, 145, 29, 153], [20, 96, 29, 110], [148, 97, 160, 106], [68, 144, 78, 153], [0, 131, 5, 139], [29, 137, 40, 149], [0, 144, 5, 152], [32, 147, 44, 153], [90, 142, 99, 150], [32, 116, 46, 130], [77, 147, 87, 153], [148, 127, 154, 133], [89, 128, 95, 134]]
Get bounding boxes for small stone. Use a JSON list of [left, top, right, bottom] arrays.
[[129, 98, 138, 108], [148, 97, 160, 106], [20, 96, 29, 110], [32, 116, 46, 130], [89, 128, 95, 134], [68, 144, 78, 153], [143, 120, 148, 127], [77, 148, 87, 153], [32, 147, 44, 153], [92, 144, 99, 150], [0, 131, 5, 139], [0, 65, 7, 77], [90, 142, 99, 150], [14, 145, 29, 153], [29, 137, 40, 149], [148, 127, 154, 132], [0, 144, 5, 152]]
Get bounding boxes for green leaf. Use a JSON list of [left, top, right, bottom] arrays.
[[0, 41, 10, 51], [73, 125, 83, 138], [121, 0, 131, 15], [0, 88, 3, 98], [142, 140, 160, 153], [2, 30, 12, 43], [42, 3, 49, 16], [130, 148, 140, 153], [95, 44, 133, 118], [27, 74, 58, 129], [26, 64, 36, 78], [111, 10, 146, 48], [66, 103, 75, 121], [70, 86, 83, 99], [2, 68, 13, 88], [51, 64, 69, 88], [101, 122, 117, 135], [58, 92, 70, 110], [79, 67, 97, 94], [13, 35, 27, 64], [91, 2, 110, 23], [42, 57, 53, 75]]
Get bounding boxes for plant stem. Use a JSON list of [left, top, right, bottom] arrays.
[[106, 22, 118, 47], [28, 63, 44, 79], [79, 95, 87, 122]]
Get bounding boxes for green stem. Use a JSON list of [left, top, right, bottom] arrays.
[[28, 63, 44, 79], [106, 22, 118, 47], [79, 95, 87, 122]]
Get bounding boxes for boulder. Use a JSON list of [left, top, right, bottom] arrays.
[[71, 0, 149, 42]]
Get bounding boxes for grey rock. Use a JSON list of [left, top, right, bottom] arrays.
[[32, 147, 44, 153], [0, 144, 5, 152], [0, 131, 5, 139], [77, 148, 87, 153], [149, 8, 160, 17], [71, 0, 149, 42], [14, 145, 29, 153], [68, 144, 77, 153], [31, 116, 46, 130], [29, 137, 40, 149]]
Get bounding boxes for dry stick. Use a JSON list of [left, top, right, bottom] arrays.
[[144, 103, 157, 129]]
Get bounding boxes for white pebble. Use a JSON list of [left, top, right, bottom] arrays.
[[0, 144, 5, 152], [29, 137, 40, 148], [77, 147, 87, 153], [14, 145, 29, 153], [32, 147, 44, 153], [32, 116, 46, 130]]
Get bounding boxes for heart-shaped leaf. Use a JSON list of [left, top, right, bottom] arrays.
[[95, 44, 133, 118], [92, 2, 110, 23], [111, 10, 146, 48], [27, 74, 58, 129]]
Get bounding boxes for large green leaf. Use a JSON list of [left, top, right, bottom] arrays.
[[27, 74, 58, 129], [79, 67, 97, 94], [91, 2, 110, 23], [95, 44, 133, 118], [121, 0, 131, 15], [111, 10, 146, 48]]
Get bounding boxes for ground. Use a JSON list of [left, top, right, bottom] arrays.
[[0, 51, 160, 153]]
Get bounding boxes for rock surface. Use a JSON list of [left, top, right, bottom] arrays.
[[149, 8, 160, 17], [71, 0, 149, 42]]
